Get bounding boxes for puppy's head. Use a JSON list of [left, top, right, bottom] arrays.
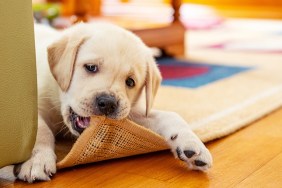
[[47, 23, 161, 136]]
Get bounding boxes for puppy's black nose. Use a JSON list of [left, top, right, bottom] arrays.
[[96, 94, 118, 115]]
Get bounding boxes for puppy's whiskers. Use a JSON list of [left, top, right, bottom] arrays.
[[53, 120, 65, 126], [48, 104, 61, 112], [56, 123, 68, 136]]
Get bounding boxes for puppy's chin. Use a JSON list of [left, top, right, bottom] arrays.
[[62, 106, 130, 136]]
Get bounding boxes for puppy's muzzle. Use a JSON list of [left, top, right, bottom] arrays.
[[96, 94, 118, 115]]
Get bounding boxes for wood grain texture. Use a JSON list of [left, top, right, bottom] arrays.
[[236, 153, 282, 187], [1, 107, 282, 188]]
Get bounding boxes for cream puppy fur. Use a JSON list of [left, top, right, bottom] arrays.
[[0, 23, 212, 183]]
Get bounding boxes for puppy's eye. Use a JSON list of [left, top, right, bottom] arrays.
[[126, 77, 135, 88], [84, 64, 98, 73]]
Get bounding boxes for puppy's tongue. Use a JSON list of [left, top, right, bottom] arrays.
[[76, 116, 90, 129]]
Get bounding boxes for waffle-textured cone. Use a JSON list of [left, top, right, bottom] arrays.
[[56, 116, 168, 169]]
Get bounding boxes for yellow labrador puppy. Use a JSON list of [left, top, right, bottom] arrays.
[[1, 23, 212, 182]]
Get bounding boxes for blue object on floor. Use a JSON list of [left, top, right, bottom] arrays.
[[157, 58, 252, 88]]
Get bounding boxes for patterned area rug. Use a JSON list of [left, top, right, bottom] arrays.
[[154, 19, 282, 142], [155, 55, 282, 142]]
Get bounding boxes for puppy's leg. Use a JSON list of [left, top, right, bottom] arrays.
[[16, 114, 56, 183], [130, 110, 212, 171]]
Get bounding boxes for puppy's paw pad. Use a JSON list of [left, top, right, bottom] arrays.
[[184, 150, 196, 158], [194, 160, 207, 167], [188, 149, 212, 171]]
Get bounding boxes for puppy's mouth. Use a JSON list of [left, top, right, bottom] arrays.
[[69, 108, 91, 134]]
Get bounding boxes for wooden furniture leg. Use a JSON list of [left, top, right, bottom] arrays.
[[132, 0, 186, 57]]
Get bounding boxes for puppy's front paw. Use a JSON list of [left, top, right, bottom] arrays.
[[168, 131, 212, 171], [16, 149, 57, 183]]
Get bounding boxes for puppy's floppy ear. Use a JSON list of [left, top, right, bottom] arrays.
[[145, 57, 162, 116], [47, 34, 86, 92]]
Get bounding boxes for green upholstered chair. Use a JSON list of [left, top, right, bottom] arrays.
[[0, 0, 37, 167]]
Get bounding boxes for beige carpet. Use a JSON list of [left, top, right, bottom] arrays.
[[183, 19, 282, 141], [56, 19, 282, 169]]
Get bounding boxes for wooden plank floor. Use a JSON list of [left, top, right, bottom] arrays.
[[1, 107, 282, 187]]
